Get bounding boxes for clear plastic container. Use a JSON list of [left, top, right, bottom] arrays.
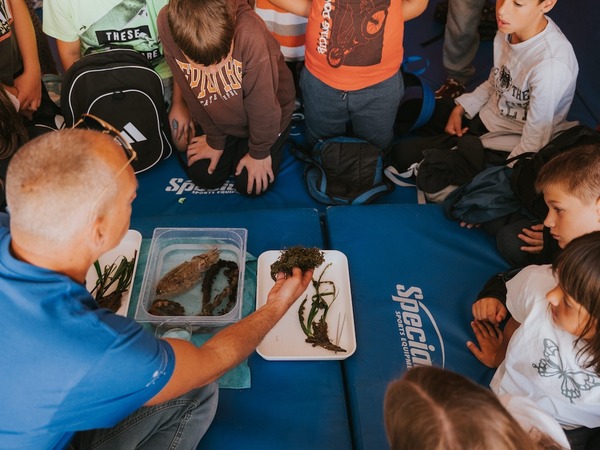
[[135, 228, 247, 333]]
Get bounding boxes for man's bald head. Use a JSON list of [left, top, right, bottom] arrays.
[[6, 129, 130, 243]]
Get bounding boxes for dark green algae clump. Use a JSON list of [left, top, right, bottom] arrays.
[[270, 246, 325, 281]]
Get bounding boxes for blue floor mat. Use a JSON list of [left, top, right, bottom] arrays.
[[129, 209, 353, 450], [326, 204, 509, 450]]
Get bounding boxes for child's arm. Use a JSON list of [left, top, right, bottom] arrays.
[[455, 79, 494, 122], [445, 104, 468, 137], [402, 0, 429, 22], [267, 0, 311, 17], [56, 39, 82, 73], [168, 83, 195, 152], [8, 0, 41, 113], [472, 297, 508, 326], [467, 317, 520, 368], [471, 267, 525, 325], [507, 63, 578, 159]]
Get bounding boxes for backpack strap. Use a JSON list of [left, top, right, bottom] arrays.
[[398, 56, 436, 133], [384, 164, 427, 204]]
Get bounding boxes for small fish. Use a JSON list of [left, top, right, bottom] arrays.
[[155, 248, 220, 296]]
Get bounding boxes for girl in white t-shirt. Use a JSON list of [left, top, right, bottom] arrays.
[[468, 231, 600, 450]]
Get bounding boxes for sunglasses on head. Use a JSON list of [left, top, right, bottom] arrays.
[[72, 114, 138, 216], [73, 114, 137, 169]]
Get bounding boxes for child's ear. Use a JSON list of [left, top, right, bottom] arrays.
[[540, 0, 557, 13]]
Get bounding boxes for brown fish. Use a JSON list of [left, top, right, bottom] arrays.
[[155, 248, 220, 296]]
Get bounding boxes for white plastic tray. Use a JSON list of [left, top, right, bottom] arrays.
[[85, 229, 142, 317], [256, 250, 356, 360]]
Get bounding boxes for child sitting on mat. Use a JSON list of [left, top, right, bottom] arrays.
[[473, 145, 600, 326], [390, 0, 578, 163], [468, 231, 600, 450], [384, 365, 568, 449]]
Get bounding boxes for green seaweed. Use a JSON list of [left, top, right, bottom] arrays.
[[298, 263, 346, 353], [270, 246, 325, 281]]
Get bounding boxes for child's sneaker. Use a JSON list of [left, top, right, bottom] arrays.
[[435, 78, 466, 99]]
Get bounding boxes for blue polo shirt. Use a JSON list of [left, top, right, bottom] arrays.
[[0, 214, 175, 449]]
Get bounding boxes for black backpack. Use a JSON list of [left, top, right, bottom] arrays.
[[61, 48, 173, 174], [292, 137, 394, 205]]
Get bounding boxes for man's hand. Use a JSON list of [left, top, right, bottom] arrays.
[[235, 154, 274, 195], [186, 135, 223, 170], [472, 297, 507, 325], [267, 268, 313, 310], [445, 104, 468, 137], [467, 320, 503, 368], [518, 223, 544, 254]]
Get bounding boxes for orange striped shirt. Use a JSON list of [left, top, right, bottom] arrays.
[[255, 0, 308, 61]]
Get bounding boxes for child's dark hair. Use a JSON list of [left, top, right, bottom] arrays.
[[1, 87, 28, 209], [167, 0, 235, 65], [0, 88, 28, 160], [536, 144, 600, 205], [384, 366, 562, 450], [553, 231, 600, 373]]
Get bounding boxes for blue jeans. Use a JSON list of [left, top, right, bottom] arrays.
[[70, 384, 218, 450], [300, 68, 403, 151]]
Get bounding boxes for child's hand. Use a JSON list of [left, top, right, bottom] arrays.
[[472, 297, 507, 325], [518, 223, 544, 254], [445, 104, 468, 137], [14, 70, 42, 113], [467, 320, 503, 368], [459, 221, 481, 229], [235, 154, 274, 195], [186, 135, 222, 170], [168, 101, 195, 152]]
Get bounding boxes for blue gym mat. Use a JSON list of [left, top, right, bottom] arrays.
[[129, 208, 353, 450], [326, 204, 509, 450], [131, 141, 419, 220]]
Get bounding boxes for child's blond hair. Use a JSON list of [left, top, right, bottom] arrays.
[[536, 144, 600, 205]]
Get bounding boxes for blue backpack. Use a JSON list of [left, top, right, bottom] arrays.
[[293, 137, 394, 205]]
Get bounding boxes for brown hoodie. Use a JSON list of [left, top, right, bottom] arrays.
[[158, 0, 295, 159]]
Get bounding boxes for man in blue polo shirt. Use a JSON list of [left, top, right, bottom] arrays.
[[0, 127, 313, 449]]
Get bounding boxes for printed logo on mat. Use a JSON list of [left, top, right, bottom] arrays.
[[392, 284, 446, 368], [165, 178, 237, 196]]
